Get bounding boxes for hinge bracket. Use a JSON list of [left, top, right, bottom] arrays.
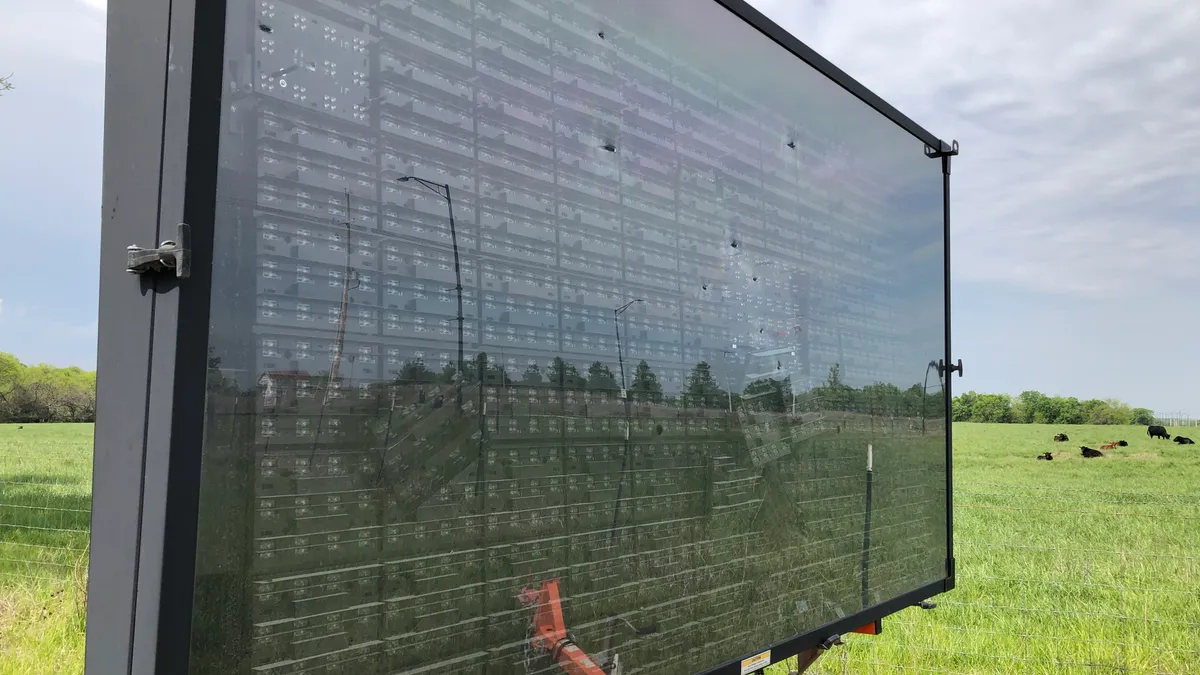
[[924, 139, 959, 175], [127, 223, 191, 278]]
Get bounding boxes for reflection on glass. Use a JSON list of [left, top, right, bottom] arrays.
[[190, 0, 948, 673]]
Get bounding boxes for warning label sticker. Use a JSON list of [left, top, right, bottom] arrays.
[[740, 650, 771, 674]]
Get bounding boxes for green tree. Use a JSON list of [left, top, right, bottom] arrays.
[[1012, 390, 1045, 424], [521, 364, 543, 385], [0, 352, 22, 408], [743, 378, 788, 413], [952, 391, 978, 422], [685, 361, 725, 408], [629, 360, 662, 403], [398, 359, 437, 384], [0, 353, 97, 423], [970, 393, 1014, 423], [1059, 397, 1084, 424], [1130, 407, 1156, 426], [586, 362, 619, 391], [547, 357, 585, 389], [818, 363, 854, 411]]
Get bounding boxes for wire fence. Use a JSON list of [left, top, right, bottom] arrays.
[[4, 425, 1200, 675], [0, 425, 92, 592]]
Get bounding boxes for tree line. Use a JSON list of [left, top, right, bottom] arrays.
[[392, 355, 941, 418], [3, 346, 1162, 426], [952, 390, 1156, 426], [0, 353, 97, 423]]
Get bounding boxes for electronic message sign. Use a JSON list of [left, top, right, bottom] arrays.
[[88, 1, 956, 673]]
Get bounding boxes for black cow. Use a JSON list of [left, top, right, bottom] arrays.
[[1036, 452, 1054, 461], [1053, 433, 1069, 442], [1173, 436, 1195, 445], [1080, 446, 1104, 458], [1117, 440, 1128, 447], [1147, 425, 1170, 440]]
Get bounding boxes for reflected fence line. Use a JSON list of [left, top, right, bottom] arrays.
[[816, 482, 1200, 675], [213, 377, 950, 675], [0, 429, 93, 592]]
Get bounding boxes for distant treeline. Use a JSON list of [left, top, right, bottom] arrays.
[[1, 347, 1159, 427], [952, 390, 1156, 426], [0, 352, 97, 423]]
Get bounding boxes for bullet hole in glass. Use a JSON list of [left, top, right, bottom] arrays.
[[655, 424, 664, 436], [787, 140, 796, 149], [598, 31, 606, 39], [730, 239, 738, 248], [601, 142, 616, 152], [258, 23, 273, 33]]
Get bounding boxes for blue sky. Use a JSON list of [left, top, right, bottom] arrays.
[[1, 0, 1197, 415]]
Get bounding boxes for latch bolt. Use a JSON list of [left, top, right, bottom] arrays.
[[127, 223, 191, 278], [937, 359, 964, 378]]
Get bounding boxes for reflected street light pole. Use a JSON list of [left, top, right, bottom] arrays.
[[397, 176, 464, 413], [607, 298, 642, 545], [613, 298, 643, 398]]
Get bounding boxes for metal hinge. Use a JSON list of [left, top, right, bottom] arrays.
[[937, 359, 963, 378], [127, 223, 191, 278]]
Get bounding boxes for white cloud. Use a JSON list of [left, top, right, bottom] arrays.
[[749, 0, 1200, 298], [78, 0, 106, 12]]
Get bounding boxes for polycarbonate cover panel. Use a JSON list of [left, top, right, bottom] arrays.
[[187, 0, 948, 673]]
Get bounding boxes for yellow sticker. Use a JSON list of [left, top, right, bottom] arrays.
[[740, 650, 771, 674]]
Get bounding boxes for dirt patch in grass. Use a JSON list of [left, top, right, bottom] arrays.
[[1124, 452, 1160, 460]]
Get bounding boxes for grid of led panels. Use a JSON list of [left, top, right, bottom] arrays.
[[188, 0, 950, 673]]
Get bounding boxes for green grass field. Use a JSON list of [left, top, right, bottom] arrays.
[[0, 423, 91, 675], [773, 423, 1200, 674], [2, 422, 1198, 674]]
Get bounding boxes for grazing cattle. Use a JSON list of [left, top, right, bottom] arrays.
[[1036, 452, 1054, 461], [1100, 442, 1118, 451], [1174, 436, 1195, 445], [1148, 425, 1170, 440], [1080, 446, 1104, 458], [1053, 433, 1069, 442], [1117, 440, 1128, 447]]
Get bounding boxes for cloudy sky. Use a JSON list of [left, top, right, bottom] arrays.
[[1, 0, 1197, 415]]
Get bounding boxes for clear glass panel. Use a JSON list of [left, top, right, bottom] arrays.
[[190, 0, 947, 673]]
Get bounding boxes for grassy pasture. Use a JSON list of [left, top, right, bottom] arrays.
[[775, 423, 1200, 674], [0, 423, 91, 675], [2, 423, 1198, 674]]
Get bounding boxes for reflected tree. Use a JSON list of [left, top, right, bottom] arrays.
[[742, 377, 790, 413], [685, 361, 726, 409], [629, 360, 662, 403], [521, 364, 544, 385], [398, 359, 438, 384], [548, 357, 585, 389], [586, 362, 619, 391]]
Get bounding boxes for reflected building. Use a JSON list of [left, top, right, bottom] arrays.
[[192, 1, 950, 674]]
